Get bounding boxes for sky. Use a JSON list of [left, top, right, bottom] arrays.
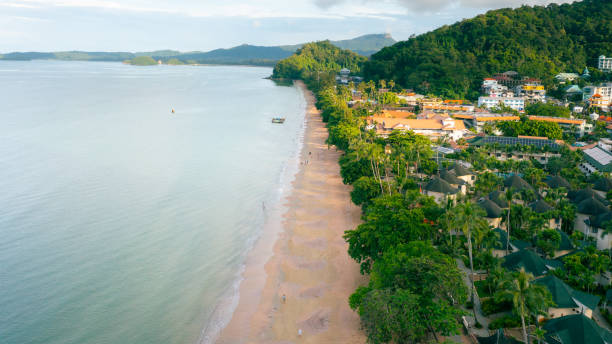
[[0, 0, 573, 53]]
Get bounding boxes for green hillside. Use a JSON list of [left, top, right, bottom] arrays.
[[272, 41, 367, 79], [363, 0, 612, 99]]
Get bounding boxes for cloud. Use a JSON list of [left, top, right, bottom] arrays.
[[312, 0, 572, 13]]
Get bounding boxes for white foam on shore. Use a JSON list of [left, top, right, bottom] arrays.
[[196, 82, 308, 344]]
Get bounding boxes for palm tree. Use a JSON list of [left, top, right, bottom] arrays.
[[502, 187, 517, 255], [439, 197, 457, 245], [498, 268, 552, 344], [455, 201, 489, 318], [486, 264, 506, 296]]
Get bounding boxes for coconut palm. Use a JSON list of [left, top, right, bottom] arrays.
[[455, 201, 489, 317], [502, 187, 517, 254], [497, 268, 552, 344]]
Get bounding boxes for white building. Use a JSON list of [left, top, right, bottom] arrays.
[[555, 73, 580, 83], [599, 55, 612, 72], [515, 83, 546, 102], [481, 78, 514, 97], [478, 96, 525, 111], [583, 83, 612, 111]]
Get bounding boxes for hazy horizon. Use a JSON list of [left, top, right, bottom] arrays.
[[1, 0, 573, 53]]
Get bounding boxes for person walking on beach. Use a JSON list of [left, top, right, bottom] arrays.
[[281, 294, 286, 303], [298, 328, 303, 337]]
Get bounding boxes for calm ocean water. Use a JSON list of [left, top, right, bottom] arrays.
[[0, 61, 306, 344]]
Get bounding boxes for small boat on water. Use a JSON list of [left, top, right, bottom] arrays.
[[272, 117, 285, 124]]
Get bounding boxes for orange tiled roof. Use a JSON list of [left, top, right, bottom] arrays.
[[528, 116, 583, 125], [518, 135, 548, 140], [369, 116, 466, 131], [476, 116, 520, 122], [380, 110, 415, 118], [453, 114, 474, 120]]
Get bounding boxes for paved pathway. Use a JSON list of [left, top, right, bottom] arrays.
[[455, 258, 490, 338]]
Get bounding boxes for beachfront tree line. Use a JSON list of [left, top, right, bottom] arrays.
[[273, 41, 610, 343], [314, 82, 564, 343], [314, 82, 611, 343]]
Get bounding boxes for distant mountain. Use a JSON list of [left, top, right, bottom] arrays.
[[177, 45, 294, 66], [280, 34, 396, 56], [363, 0, 612, 99], [0, 33, 395, 66]]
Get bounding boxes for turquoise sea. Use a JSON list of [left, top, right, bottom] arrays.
[[0, 61, 306, 344]]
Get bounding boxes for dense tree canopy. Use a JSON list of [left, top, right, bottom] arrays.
[[497, 119, 563, 139], [272, 41, 367, 80], [363, 0, 612, 99]]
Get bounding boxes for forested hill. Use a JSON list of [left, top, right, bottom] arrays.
[[363, 0, 612, 99], [272, 41, 367, 80]]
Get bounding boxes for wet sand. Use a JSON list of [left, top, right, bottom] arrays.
[[215, 81, 365, 344]]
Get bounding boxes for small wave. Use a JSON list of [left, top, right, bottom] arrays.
[[195, 82, 308, 344]]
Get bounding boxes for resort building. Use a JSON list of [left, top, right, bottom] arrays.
[[534, 275, 600, 319], [593, 177, 612, 198], [397, 92, 424, 106], [528, 116, 590, 137], [481, 78, 514, 98], [542, 314, 612, 344], [529, 199, 562, 231], [493, 71, 523, 88], [570, 189, 611, 250], [583, 83, 612, 111], [580, 146, 612, 175], [366, 115, 468, 141], [446, 164, 475, 186], [587, 212, 612, 251], [468, 136, 561, 164], [599, 55, 612, 72], [423, 176, 460, 204], [515, 83, 546, 102], [453, 113, 519, 133], [477, 197, 503, 228], [422, 101, 475, 113], [440, 170, 467, 193], [418, 97, 443, 108], [477, 96, 525, 111], [545, 175, 571, 191], [502, 249, 550, 277]]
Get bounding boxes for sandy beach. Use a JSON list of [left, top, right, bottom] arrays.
[[216, 81, 365, 344]]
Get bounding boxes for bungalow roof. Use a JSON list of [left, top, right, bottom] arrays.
[[534, 275, 600, 310], [440, 170, 465, 186], [545, 175, 571, 189], [489, 190, 507, 208], [502, 249, 548, 276], [569, 188, 608, 205], [504, 175, 533, 192], [530, 199, 554, 214], [594, 178, 612, 192], [478, 198, 503, 218], [543, 314, 612, 344], [589, 211, 612, 229], [424, 176, 459, 195], [576, 197, 609, 215]]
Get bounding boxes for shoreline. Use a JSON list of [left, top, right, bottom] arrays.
[[215, 80, 365, 344]]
